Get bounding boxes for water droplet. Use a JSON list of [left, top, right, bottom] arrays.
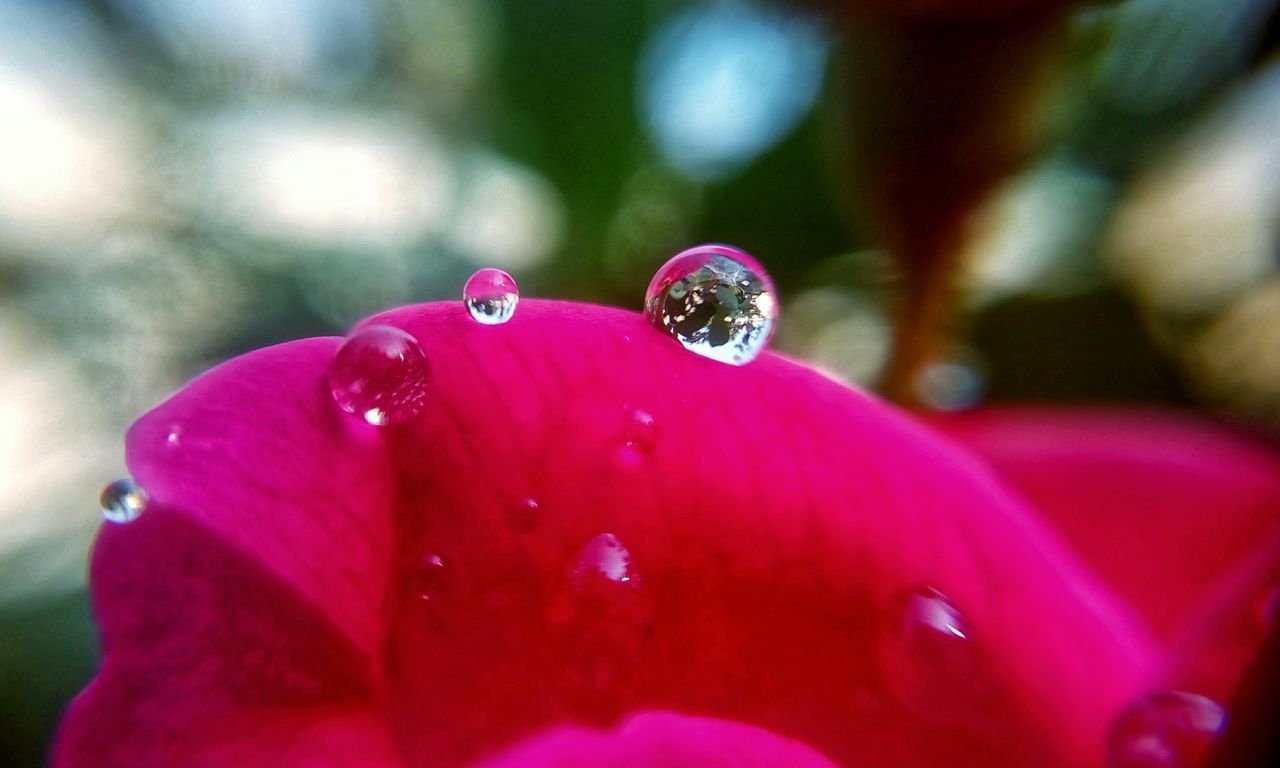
[[409, 553, 453, 601], [880, 587, 989, 726], [510, 497, 541, 532], [165, 425, 182, 447], [644, 244, 777, 365], [328, 325, 430, 426], [464, 268, 519, 325], [99, 477, 148, 524], [1107, 691, 1226, 768], [550, 533, 653, 694], [617, 407, 658, 468]]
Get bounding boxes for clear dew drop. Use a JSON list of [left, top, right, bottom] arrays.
[[464, 268, 520, 325], [550, 533, 654, 694], [880, 587, 989, 727], [99, 477, 148, 524], [327, 324, 430, 426], [409, 553, 453, 601], [1107, 691, 1226, 768], [644, 244, 778, 365]]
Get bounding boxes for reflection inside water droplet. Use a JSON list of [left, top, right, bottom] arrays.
[[464, 268, 520, 325], [644, 244, 777, 365], [99, 477, 148, 523], [1107, 690, 1225, 768], [327, 324, 430, 426]]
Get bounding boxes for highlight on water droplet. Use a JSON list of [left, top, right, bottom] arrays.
[[409, 553, 453, 601], [464, 268, 520, 325], [328, 324, 430, 426], [879, 586, 989, 727], [644, 244, 777, 365], [617, 406, 658, 469], [99, 477, 148, 524], [509, 497, 542, 532], [550, 533, 654, 696], [1107, 690, 1226, 768]]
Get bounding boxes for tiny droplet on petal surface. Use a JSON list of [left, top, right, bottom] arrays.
[[409, 553, 453, 601], [644, 244, 777, 365], [880, 586, 990, 727], [616, 406, 658, 469], [509, 497, 541, 532], [328, 324, 430, 426], [464, 268, 520, 325], [1107, 690, 1226, 768], [550, 533, 654, 697], [99, 477, 148, 524]]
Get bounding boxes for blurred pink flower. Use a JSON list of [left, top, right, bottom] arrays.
[[54, 301, 1278, 767]]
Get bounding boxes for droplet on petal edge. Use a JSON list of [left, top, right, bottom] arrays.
[[644, 244, 777, 365], [409, 553, 453, 601], [99, 477, 148, 524], [1107, 690, 1226, 768], [328, 324, 431, 426], [464, 268, 520, 325], [880, 586, 987, 727]]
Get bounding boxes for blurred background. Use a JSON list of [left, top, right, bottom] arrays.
[[1, 0, 1279, 763]]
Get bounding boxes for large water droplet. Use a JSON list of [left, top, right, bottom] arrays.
[[644, 244, 777, 365], [1107, 691, 1226, 768], [328, 324, 430, 426], [464, 268, 519, 325], [409, 553, 453, 601], [99, 477, 148, 524], [881, 587, 989, 726], [550, 533, 654, 695]]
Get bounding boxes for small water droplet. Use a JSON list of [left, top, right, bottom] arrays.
[[616, 407, 658, 468], [464, 268, 519, 325], [328, 325, 430, 426], [99, 477, 148, 523], [644, 244, 777, 365], [881, 587, 988, 726], [1107, 691, 1225, 768], [551, 533, 653, 694], [165, 426, 182, 447], [510, 497, 541, 532], [409, 553, 453, 601]]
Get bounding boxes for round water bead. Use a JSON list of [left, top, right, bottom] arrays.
[[464, 268, 520, 325], [100, 477, 148, 523], [328, 324, 431, 426], [644, 244, 777, 365]]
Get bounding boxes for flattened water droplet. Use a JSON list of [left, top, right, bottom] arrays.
[[99, 477, 148, 523], [409, 553, 453, 601], [880, 587, 989, 726], [551, 533, 653, 695], [644, 244, 777, 365], [1108, 691, 1226, 768], [328, 325, 430, 426], [464, 268, 519, 325]]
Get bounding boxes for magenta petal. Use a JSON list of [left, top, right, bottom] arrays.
[[474, 711, 839, 767], [60, 302, 1164, 768], [930, 408, 1280, 696], [122, 338, 397, 662]]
